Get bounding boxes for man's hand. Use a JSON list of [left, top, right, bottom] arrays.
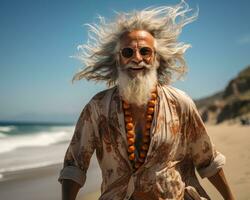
[[208, 168, 235, 200], [62, 179, 81, 200]]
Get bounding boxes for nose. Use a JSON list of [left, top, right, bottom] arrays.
[[131, 49, 143, 64]]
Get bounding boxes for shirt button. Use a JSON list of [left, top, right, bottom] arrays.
[[125, 195, 130, 199]]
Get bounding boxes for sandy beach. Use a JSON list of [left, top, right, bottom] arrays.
[[0, 160, 102, 200], [0, 124, 249, 200], [199, 124, 250, 200]]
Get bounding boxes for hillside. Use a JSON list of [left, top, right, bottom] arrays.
[[195, 65, 250, 124]]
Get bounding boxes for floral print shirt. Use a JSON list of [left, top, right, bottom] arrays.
[[58, 84, 225, 200]]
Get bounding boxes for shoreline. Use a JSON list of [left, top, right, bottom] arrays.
[[0, 162, 62, 182], [0, 158, 101, 200], [0, 163, 63, 200]]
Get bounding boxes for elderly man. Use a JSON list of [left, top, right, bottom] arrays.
[[59, 2, 235, 200]]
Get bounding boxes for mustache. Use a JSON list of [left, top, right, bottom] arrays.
[[123, 61, 152, 69]]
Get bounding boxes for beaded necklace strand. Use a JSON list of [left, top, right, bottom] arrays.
[[122, 89, 157, 171]]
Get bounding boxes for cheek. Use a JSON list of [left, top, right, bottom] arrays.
[[144, 56, 154, 64], [119, 55, 130, 65]]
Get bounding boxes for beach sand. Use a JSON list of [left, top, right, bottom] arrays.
[[0, 159, 102, 200], [0, 124, 249, 200], [199, 124, 250, 200], [81, 124, 250, 200]]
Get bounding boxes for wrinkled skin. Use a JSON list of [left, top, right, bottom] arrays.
[[119, 30, 156, 78]]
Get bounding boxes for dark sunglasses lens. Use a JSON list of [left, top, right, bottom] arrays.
[[121, 48, 133, 58], [140, 47, 153, 57]]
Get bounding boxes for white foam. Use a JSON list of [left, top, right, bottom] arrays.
[[0, 133, 7, 138], [0, 126, 15, 132], [0, 160, 61, 174], [0, 130, 73, 154]]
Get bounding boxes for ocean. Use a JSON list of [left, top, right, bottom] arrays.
[[0, 122, 74, 181]]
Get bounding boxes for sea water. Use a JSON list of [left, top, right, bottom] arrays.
[[0, 122, 74, 179], [0, 122, 102, 198]]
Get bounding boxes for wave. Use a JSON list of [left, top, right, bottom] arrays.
[[0, 160, 62, 180], [0, 129, 73, 154], [0, 133, 7, 138], [0, 126, 16, 133], [0, 160, 61, 174]]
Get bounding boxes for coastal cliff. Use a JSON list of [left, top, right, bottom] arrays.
[[195, 66, 250, 124]]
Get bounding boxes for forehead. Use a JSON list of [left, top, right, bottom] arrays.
[[119, 30, 155, 47]]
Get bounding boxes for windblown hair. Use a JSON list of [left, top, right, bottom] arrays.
[[73, 0, 198, 86]]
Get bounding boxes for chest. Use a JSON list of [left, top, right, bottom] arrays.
[[129, 107, 151, 152], [130, 106, 147, 134]]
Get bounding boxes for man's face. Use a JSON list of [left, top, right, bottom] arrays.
[[117, 30, 158, 106], [119, 30, 156, 77]]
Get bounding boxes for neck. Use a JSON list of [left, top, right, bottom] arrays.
[[130, 103, 146, 112]]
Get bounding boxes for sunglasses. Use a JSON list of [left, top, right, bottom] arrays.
[[120, 47, 154, 59]]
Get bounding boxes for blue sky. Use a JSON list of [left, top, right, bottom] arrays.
[[0, 0, 249, 122]]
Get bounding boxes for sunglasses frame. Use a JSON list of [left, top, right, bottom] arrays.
[[119, 46, 155, 59]]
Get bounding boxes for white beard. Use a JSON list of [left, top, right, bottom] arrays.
[[117, 62, 158, 106]]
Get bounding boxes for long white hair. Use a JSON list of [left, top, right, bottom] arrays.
[[73, 0, 198, 86]]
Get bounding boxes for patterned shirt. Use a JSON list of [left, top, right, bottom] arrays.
[[58, 84, 225, 200]]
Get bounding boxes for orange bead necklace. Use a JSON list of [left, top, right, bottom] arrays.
[[122, 89, 157, 171]]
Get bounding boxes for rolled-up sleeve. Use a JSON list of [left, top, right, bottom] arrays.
[[58, 102, 97, 187], [186, 100, 226, 179]]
